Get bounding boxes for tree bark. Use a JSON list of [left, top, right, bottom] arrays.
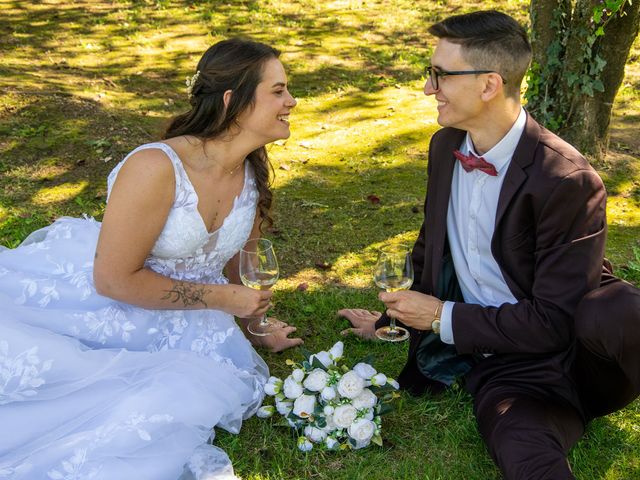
[[560, 0, 640, 158], [528, 0, 640, 161]]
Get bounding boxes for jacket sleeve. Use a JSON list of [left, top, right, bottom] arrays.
[[452, 168, 607, 355]]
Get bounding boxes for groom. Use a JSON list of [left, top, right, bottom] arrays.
[[339, 10, 640, 480]]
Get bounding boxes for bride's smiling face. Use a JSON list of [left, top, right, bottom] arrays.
[[235, 58, 297, 145]]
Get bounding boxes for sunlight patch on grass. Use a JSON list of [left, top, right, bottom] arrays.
[[607, 196, 640, 226], [32, 181, 88, 206]]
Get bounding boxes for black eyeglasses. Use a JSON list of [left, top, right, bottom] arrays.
[[424, 65, 506, 90]]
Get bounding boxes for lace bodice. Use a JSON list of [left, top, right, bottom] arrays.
[[107, 143, 258, 284]]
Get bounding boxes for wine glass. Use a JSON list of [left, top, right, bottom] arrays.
[[239, 238, 279, 336], [373, 244, 413, 342]]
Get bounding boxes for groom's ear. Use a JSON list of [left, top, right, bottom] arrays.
[[223, 89, 233, 109]]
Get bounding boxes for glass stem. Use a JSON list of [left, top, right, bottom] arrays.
[[260, 314, 269, 326], [389, 317, 397, 333]]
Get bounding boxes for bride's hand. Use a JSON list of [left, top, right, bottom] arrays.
[[337, 308, 382, 340], [221, 284, 273, 318], [249, 318, 304, 353]]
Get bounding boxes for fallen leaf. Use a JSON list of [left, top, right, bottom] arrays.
[[279, 163, 291, 171], [315, 261, 332, 271], [299, 141, 313, 149], [367, 194, 381, 204], [411, 206, 420, 213], [296, 282, 309, 292]]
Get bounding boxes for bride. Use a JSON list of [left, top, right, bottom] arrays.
[[0, 38, 302, 479]]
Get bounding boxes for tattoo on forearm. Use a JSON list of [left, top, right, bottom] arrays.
[[162, 281, 210, 307]]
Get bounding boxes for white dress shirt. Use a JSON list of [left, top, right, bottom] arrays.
[[439, 108, 527, 344]]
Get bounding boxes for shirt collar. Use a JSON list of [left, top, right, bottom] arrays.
[[463, 107, 527, 175]]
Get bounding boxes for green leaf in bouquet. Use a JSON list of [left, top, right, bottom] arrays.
[[299, 347, 314, 362], [311, 357, 329, 371], [371, 433, 383, 447], [315, 416, 327, 429], [376, 403, 394, 416], [302, 360, 311, 371], [369, 384, 397, 395]]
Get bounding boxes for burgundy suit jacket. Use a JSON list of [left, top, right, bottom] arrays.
[[380, 113, 608, 416]]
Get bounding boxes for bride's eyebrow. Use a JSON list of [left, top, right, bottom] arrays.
[[271, 82, 286, 88]]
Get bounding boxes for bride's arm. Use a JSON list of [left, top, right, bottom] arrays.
[[93, 149, 271, 318]]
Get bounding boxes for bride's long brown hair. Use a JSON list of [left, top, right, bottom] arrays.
[[163, 38, 279, 230]]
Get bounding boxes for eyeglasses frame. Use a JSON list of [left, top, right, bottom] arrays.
[[424, 65, 507, 90]]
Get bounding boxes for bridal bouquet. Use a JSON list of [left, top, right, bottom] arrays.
[[256, 341, 400, 451]]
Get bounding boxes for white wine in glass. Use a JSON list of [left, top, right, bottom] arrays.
[[373, 244, 413, 342], [239, 238, 279, 336]]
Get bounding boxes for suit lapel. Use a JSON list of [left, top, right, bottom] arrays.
[[429, 128, 465, 292], [494, 113, 539, 229]]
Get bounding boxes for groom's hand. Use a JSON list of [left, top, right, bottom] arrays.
[[244, 318, 304, 353], [337, 309, 382, 340]]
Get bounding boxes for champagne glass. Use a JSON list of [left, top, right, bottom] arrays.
[[373, 244, 413, 342], [239, 238, 279, 336]]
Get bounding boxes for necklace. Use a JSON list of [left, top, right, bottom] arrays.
[[206, 153, 244, 175], [187, 135, 244, 175]]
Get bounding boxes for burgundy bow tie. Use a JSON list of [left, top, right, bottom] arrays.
[[453, 150, 498, 176]]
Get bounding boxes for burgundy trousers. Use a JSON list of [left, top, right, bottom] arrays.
[[474, 279, 640, 480]]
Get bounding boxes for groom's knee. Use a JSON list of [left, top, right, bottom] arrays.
[[574, 279, 640, 368]]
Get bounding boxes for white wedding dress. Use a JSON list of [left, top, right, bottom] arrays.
[[0, 143, 268, 479]]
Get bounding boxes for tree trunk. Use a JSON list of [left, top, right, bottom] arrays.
[[559, 0, 640, 159], [528, 0, 640, 161]]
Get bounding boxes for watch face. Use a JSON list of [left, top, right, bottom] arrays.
[[432, 320, 441, 335]]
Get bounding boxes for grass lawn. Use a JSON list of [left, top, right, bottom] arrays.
[[1, 0, 638, 478]]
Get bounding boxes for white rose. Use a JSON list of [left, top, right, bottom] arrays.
[[283, 376, 303, 400], [371, 373, 387, 386], [264, 377, 282, 396], [256, 405, 275, 418], [292, 368, 305, 383], [332, 404, 358, 429], [320, 386, 337, 401], [303, 369, 329, 392], [348, 418, 376, 449], [323, 405, 335, 416], [337, 370, 365, 399], [325, 436, 339, 450], [329, 341, 344, 361], [275, 399, 293, 416], [352, 388, 377, 409], [310, 350, 333, 368], [293, 394, 316, 418], [297, 436, 313, 452], [304, 425, 327, 443], [353, 362, 377, 380], [388, 378, 400, 390]]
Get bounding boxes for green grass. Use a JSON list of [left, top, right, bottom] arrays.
[[1, 1, 639, 478]]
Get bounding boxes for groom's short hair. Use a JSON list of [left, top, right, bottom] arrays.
[[428, 10, 532, 99]]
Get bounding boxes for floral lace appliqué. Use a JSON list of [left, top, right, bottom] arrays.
[[73, 305, 136, 344], [0, 341, 53, 405]]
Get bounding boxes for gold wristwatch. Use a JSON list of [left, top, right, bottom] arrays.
[[431, 301, 443, 335]]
